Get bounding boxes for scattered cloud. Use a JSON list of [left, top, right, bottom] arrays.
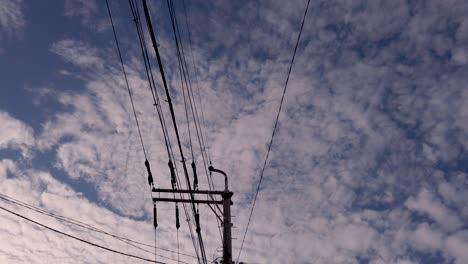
[[50, 39, 104, 69], [1, 0, 468, 263], [0, 112, 34, 157], [0, 0, 24, 40], [406, 188, 463, 231], [64, 0, 97, 24]]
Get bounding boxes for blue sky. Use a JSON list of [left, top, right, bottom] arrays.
[[1, 0, 468, 263]]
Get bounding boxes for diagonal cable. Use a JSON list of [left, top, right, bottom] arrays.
[[236, 0, 311, 262]]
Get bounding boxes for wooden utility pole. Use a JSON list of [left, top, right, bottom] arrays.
[[152, 165, 233, 264]]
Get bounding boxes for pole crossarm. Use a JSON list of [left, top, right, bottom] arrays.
[[152, 188, 226, 195], [152, 174, 233, 263], [152, 197, 232, 205]]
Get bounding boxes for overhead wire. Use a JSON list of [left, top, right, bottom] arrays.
[[169, 0, 220, 223], [169, 0, 213, 190], [105, 0, 148, 162], [141, 1, 209, 263], [236, 0, 311, 262], [165, 1, 209, 263], [181, 0, 212, 164], [0, 205, 166, 263], [166, 0, 223, 246], [130, 1, 202, 263], [0, 193, 198, 261], [180, 0, 222, 245], [182, 0, 211, 167], [105, 2, 164, 263], [128, 0, 171, 160]]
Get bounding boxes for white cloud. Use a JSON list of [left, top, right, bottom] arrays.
[[410, 223, 444, 251], [445, 231, 468, 264], [2, 0, 468, 263], [333, 224, 377, 253], [0, 112, 34, 157], [0, 0, 24, 40], [50, 39, 103, 68], [452, 47, 468, 65], [0, 159, 200, 264], [405, 188, 463, 231], [64, 0, 98, 24]]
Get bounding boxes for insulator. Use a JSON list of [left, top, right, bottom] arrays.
[[195, 210, 201, 233], [191, 161, 198, 189], [153, 204, 158, 229], [168, 160, 176, 189], [145, 159, 154, 187], [175, 204, 180, 229]]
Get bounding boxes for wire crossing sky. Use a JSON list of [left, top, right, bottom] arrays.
[[237, 0, 311, 261], [1, 0, 468, 263]]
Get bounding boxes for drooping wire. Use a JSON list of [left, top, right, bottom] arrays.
[[154, 228, 158, 263], [236, 0, 311, 262], [168, 0, 212, 190], [153, 203, 158, 263], [106, 0, 156, 197], [165, 1, 212, 263], [105, 0, 147, 161], [0, 193, 195, 263], [180, 0, 223, 245], [177, 230, 180, 264], [166, 0, 223, 247], [182, 0, 212, 164], [106, 2, 162, 263], [178, 41, 195, 162], [165, 0, 196, 165], [131, 2, 202, 263], [129, 0, 172, 161], [141, 1, 203, 263], [169, 0, 220, 218], [176, 204, 181, 264], [0, 205, 166, 263]]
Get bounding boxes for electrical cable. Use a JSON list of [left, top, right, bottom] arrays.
[[0, 205, 166, 263], [178, 42, 196, 162], [236, 0, 311, 262], [165, 1, 211, 262], [141, 1, 204, 263], [169, 0, 212, 190], [105, 0, 148, 161], [168, 0, 221, 219], [166, 0, 223, 248], [177, 230, 180, 264], [0, 193, 195, 263], [180, 0, 223, 245], [106, 2, 160, 263], [130, 1, 202, 263], [154, 228, 158, 263], [129, 0, 172, 160]]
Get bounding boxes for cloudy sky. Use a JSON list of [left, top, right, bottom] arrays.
[[1, 0, 468, 263]]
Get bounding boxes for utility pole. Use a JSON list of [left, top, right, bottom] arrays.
[[152, 165, 233, 264]]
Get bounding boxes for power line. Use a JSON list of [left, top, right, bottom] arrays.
[[129, 0, 203, 258], [0, 205, 166, 263], [141, 1, 207, 263], [181, 0, 212, 165], [128, 0, 172, 161], [128, 3, 197, 260], [180, 0, 223, 247], [236, 0, 311, 262], [105, 0, 156, 198], [105, 0, 148, 161], [166, 0, 223, 249], [165, 1, 209, 263], [0, 193, 197, 262], [129, 2, 203, 262]]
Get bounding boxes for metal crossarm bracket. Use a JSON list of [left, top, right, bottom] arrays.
[[152, 197, 232, 205]]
